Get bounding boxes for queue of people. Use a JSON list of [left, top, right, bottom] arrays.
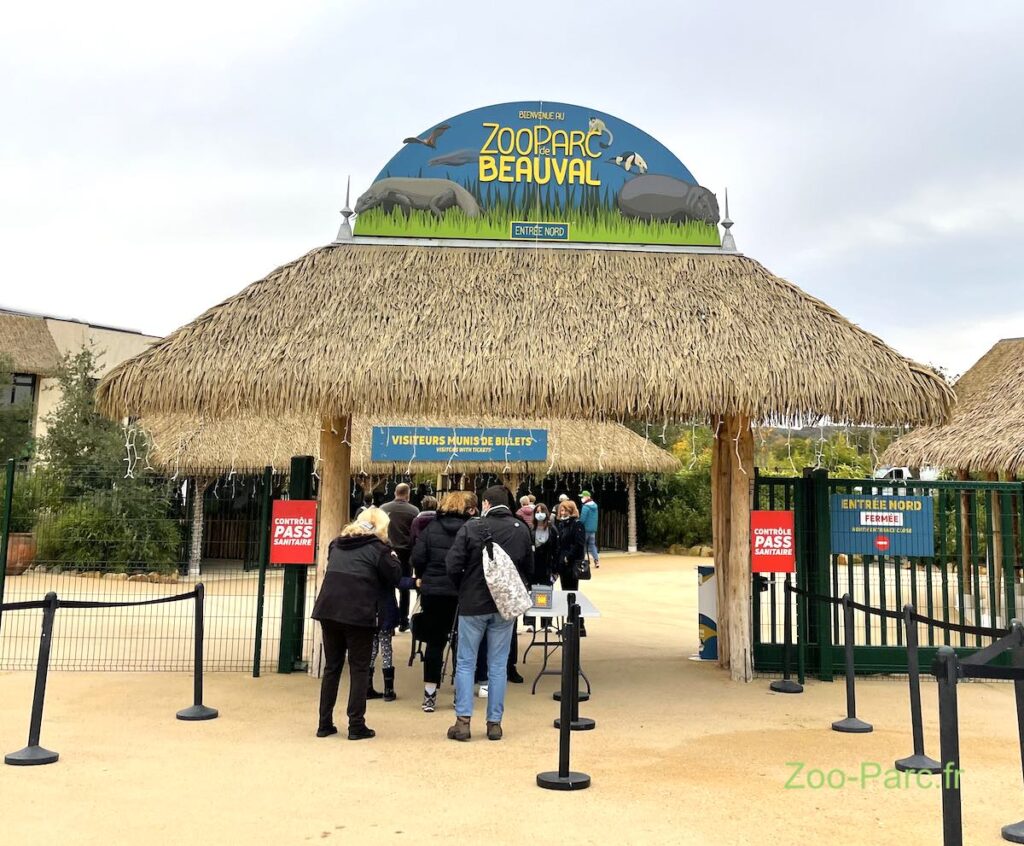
[[312, 484, 600, 742]]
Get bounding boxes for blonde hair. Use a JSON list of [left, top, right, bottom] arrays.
[[339, 506, 390, 543], [557, 500, 579, 519], [439, 490, 478, 515]]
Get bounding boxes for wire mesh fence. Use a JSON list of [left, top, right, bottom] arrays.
[[0, 462, 314, 672], [752, 470, 1024, 677]]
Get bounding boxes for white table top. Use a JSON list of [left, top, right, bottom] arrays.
[[526, 588, 601, 618]]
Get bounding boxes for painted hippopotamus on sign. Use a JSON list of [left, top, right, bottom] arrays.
[[617, 175, 720, 226], [355, 177, 481, 219]]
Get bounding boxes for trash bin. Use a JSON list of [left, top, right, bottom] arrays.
[[697, 565, 718, 661]]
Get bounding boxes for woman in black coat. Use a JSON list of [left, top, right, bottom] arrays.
[[410, 490, 477, 713], [311, 508, 401, 740], [524, 502, 558, 630], [554, 500, 588, 634]]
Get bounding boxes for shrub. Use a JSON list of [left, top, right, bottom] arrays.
[[36, 481, 183, 574], [643, 467, 712, 549]]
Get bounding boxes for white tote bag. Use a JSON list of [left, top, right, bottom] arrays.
[[482, 531, 532, 621]]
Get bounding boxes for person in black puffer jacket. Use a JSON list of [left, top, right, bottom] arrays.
[[445, 485, 533, 742], [410, 490, 477, 713], [311, 507, 401, 740]]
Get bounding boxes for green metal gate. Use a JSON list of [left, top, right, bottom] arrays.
[[752, 470, 1024, 678]]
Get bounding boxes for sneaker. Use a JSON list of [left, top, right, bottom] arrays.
[[508, 667, 525, 684], [316, 725, 338, 738], [477, 684, 488, 698], [422, 691, 437, 713], [486, 721, 503, 741], [347, 725, 376, 741], [398, 619, 410, 633]]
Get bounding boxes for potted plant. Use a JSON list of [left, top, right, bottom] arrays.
[[5, 475, 40, 576]]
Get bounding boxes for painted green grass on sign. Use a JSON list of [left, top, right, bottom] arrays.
[[355, 206, 721, 246]]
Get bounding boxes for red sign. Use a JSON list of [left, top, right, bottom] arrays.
[[751, 510, 796, 573], [874, 534, 890, 553], [270, 500, 318, 564]]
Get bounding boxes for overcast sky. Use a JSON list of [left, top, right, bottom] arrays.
[[2, 0, 1021, 379]]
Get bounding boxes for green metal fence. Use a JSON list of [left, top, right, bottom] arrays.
[[753, 469, 1024, 678], [0, 460, 310, 672]]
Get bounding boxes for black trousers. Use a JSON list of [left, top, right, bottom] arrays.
[[318, 620, 376, 730], [396, 548, 412, 624], [420, 594, 459, 685]]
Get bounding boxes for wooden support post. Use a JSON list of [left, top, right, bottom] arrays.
[[726, 415, 754, 682], [711, 415, 732, 671], [627, 474, 638, 553], [990, 471, 1005, 620], [958, 469, 972, 596], [188, 477, 212, 578], [309, 416, 352, 679]]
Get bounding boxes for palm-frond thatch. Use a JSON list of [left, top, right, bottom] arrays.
[[0, 310, 61, 375], [136, 414, 682, 477], [883, 338, 1024, 475], [98, 245, 953, 425]]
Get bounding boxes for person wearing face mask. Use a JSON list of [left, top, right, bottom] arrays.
[[554, 499, 588, 635], [524, 502, 558, 630]]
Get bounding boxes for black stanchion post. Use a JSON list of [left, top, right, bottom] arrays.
[[896, 603, 941, 773], [554, 600, 596, 732], [771, 576, 804, 694], [935, 646, 963, 846], [5, 592, 59, 766], [538, 594, 590, 791], [177, 584, 219, 721], [832, 593, 872, 733], [1000, 621, 1024, 843]]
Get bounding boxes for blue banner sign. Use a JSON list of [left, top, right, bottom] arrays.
[[371, 427, 548, 464], [830, 494, 935, 557]]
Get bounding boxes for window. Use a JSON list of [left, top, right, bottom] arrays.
[[2, 373, 36, 407]]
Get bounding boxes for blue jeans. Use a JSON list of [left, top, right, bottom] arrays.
[[455, 613, 515, 723], [585, 531, 600, 564]]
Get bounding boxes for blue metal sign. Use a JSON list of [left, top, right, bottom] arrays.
[[830, 494, 935, 557], [370, 427, 548, 464]]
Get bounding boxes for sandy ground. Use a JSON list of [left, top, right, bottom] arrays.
[[1, 554, 1021, 845]]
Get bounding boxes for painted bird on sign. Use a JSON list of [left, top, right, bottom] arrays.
[[403, 124, 451, 149]]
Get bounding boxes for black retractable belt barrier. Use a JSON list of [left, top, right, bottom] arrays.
[[831, 593, 872, 734], [1001, 622, 1024, 843], [537, 593, 590, 791], [4, 584, 217, 767], [554, 599, 595, 732], [934, 646, 963, 846], [895, 603, 941, 774], [5, 592, 59, 766], [176, 583, 218, 721], [770, 576, 804, 694]]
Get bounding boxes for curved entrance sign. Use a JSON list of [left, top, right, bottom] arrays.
[[354, 101, 721, 246]]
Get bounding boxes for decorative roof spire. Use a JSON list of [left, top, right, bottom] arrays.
[[336, 176, 354, 242], [720, 188, 736, 252]]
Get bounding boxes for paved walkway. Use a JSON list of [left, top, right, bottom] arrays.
[[1, 554, 1019, 844]]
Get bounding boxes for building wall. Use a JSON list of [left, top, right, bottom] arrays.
[[33, 319, 159, 442]]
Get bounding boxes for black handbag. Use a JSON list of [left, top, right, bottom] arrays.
[[574, 558, 592, 581]]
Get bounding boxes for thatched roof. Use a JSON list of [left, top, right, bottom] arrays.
[[883, 338, 1024, 475], [0, 311, 61, 375], [136, 414, 682, 476], [98, 244, 953, 425]]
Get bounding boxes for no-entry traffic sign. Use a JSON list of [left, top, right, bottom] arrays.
[[874, 535, 890, 553]]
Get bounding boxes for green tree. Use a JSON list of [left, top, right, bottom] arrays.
[[37, 346, 124, 487], [0, 354, 34, 463]]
